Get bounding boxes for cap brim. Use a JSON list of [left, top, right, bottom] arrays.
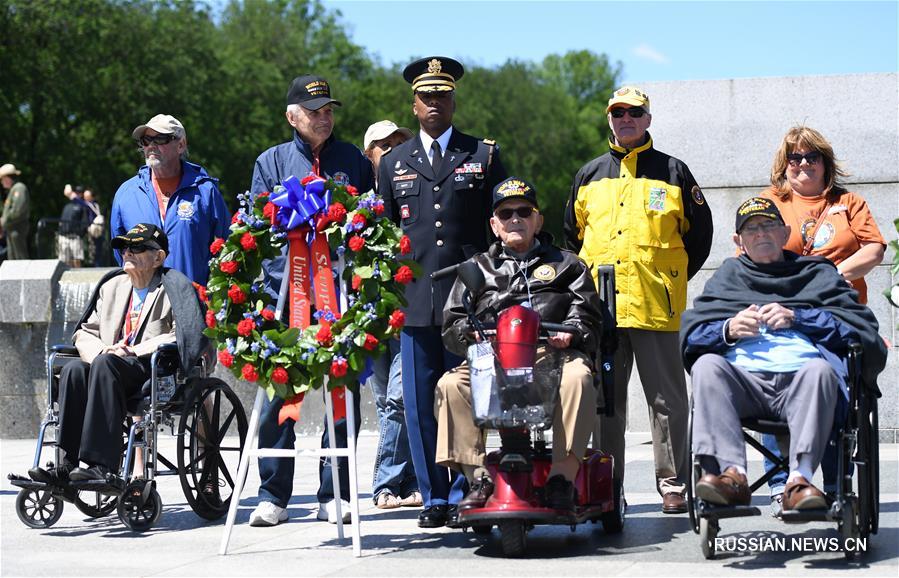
[[301, 97, 342, 111], [493, 197, 539, 211], [131, 123, 177, 140], [606, 98, 649, 114], [111, 237, 163, 251]]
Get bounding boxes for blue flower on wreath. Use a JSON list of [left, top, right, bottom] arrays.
[[250, 342, 261, 353]]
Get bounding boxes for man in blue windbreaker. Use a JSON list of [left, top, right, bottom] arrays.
[[249, 74, 374, 528], [110, 114, 230, 285]]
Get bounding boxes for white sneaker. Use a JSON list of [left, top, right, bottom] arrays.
[[249, 501, 287, 527], [317, 500, 352, 524]]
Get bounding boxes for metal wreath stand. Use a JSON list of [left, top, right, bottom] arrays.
[[220, 253, 362, 556]]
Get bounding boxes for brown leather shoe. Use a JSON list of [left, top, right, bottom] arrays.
[[695, 468, 751, 506], [782, 476, 827, 511], [458, 476, 494, 511], [661, 492, 687, 514]]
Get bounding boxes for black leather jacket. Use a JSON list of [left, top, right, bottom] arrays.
[[442, 232, 602, 359]]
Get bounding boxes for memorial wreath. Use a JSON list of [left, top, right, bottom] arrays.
[[202, 174, 417, 406]]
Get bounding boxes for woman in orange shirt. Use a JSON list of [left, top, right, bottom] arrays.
[[759, 126, 885, 517], [761, 126, 885, 304]]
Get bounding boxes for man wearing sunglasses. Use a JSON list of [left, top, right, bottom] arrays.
[[565, 86, 713, 514], [249, 75, 374, 528], [436, 177, 602, 515], [110, 114, 229, 285], [377, 56, 508, 528], [680, 197, 886, 511]]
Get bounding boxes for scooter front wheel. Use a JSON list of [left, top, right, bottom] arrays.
[[499, 520, 527, 557]]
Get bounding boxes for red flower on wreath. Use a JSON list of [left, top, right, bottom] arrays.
[[346, 185, 358, 196], [231, 212, 241, 225], [351, 275, 362, 291], [240, 232, 257, 251], [242, 363, 259, 382], [210, 238, 225, 255], [261, 308, 275, 321], [220, 261, 239, 275], [316, 325, 333, 346], [271, 366, 289, 385], [394, 265, 414, 285], [237, 318, 255, 336], [348, 236, 365, 252], [263, 202, 277, 223], [372, 203, 385, 216], [388, 309, 405, 330], [218, 350, 234, 368], [328, 202, 347, 223], [228, 284, 247, 304], [399, 235, 412, 255], [205, 310, 216, 328], [197, 285, 209, 303], [330, 358, 348, 378], [257, 191, 269, 198], [363, 333, 379, 351], [351, 213, 367, 229]]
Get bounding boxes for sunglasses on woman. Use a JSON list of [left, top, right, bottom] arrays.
[[610, 107, 647, 119], [139, 134, 178, 147], [495, 206, 537, 220], [786, 151, 822, 166]]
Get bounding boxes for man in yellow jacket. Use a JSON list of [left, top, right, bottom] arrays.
[[564, 86, 713, 514]]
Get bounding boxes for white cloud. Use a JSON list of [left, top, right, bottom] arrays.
[[633, 43, 670, 64]]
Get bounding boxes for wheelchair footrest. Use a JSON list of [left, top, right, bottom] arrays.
[[781, 508, 830, 524], [69, 477, 125, 496], [8, 474, 47, 490], [698, 503, 761, 520]]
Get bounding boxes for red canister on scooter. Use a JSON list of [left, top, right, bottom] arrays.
[[494, 305, 540, 370]]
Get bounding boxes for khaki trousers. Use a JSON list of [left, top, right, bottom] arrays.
[[435, 348, 596, 472], [597, 328, 689, 495]]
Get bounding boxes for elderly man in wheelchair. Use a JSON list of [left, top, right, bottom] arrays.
[[679, 198, 887, 555], [11, 223, 245, 531], [434, 177, 604, 525]]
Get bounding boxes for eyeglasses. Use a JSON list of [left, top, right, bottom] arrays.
[[740, 221, 782, 235], [786, 151, 822, 166], [610, 107, 647, 119], [374, 142, 392, 152], [139, 134, 178, 147], [495, 206, 537, 220], [123, 244, 152, 254]]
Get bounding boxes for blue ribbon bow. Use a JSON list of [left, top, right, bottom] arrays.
[[271, 174, 330, 231]]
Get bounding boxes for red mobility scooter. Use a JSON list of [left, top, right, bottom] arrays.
[[434, 262, 623, 557]]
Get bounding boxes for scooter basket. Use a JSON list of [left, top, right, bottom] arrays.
[[468, 343, 563, 429]]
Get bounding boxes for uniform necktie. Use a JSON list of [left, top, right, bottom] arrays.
[[431, 141, 443, 174]]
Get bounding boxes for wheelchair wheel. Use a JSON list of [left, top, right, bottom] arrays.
[[16, 488, 64, 529], [686, 398, 701, 534], [699, 517, 718, 560], [856, 394, 878, 537], [600, 477, 625, 534], [177, 377, 248, 520], [74, 490, 117, 518], [117, 480, 162, 532]]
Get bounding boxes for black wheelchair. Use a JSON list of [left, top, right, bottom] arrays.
[[9, 341, 248, 532], [687, 343, 879, 559]]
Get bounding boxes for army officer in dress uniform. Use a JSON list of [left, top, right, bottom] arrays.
[[377, 56, 508, 528]]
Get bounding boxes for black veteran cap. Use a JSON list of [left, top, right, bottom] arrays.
[[403, 56, 464, 93], [111, 223, 169, 253], [493, 177, 539, 210], [734, 197, 785, 233], [286, 75, 342, 110]]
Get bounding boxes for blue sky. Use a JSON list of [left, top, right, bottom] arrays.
[[324, 1, 898, 83]]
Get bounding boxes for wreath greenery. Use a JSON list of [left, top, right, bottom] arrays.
[[202, 176, 417, 401]]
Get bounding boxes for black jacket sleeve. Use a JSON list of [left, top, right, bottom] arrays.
[[680, 165, 713, 279]]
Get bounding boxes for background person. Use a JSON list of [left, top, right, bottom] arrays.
[[362, 120, 420, 509], [564, 86, 713, 514], [110, 114, 229, 285], [57, 185, 92, 268], [0, 163, 30, 259], [757, 125, 886, 515]]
